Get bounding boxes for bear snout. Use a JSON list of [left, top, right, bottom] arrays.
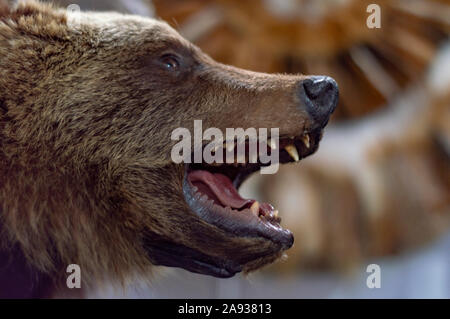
[[299, 76, 339, 127]]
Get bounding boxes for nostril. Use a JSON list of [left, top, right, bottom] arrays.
[[300, 75, 339, 127], [303, 76, 336, 100]]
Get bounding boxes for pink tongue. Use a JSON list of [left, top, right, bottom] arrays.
[[188, 170, 254, 209]]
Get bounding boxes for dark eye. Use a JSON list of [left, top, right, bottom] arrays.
[[160, 54, 180, 70]]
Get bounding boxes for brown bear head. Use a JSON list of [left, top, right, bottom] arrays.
[[0, 0, 338, 287]]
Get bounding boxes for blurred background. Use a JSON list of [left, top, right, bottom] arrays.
[[50, 0, 449, 298]]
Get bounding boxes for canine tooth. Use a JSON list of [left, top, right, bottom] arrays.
[[302, 134, 310, 148], [285, 144, 300, 161], [268, 138, 277, 150], [250, 201, 260, 216]]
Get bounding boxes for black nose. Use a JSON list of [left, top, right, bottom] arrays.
[[299, 76, 339, 127]]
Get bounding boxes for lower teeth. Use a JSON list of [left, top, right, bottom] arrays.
[[250, 201, 260, 216]]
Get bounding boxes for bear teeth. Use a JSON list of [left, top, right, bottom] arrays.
[[285, 144, 299, 162], [203, 134, 313, 165], [249, 201, 259, 216], [302, 134, 310, 148]]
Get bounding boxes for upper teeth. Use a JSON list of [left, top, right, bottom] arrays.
[[209, 135, 310, 164], [302, 134, 310, 148], [285, 144, 300, 161]]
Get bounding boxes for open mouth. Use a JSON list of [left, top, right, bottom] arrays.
[[183, 129, 322, 249]]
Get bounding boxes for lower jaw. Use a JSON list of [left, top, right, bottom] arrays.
[[182, 168, 294, 248], [181, 131, 324, 254]]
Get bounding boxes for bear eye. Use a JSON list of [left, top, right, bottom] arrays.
[[159, 54, 180, 71]]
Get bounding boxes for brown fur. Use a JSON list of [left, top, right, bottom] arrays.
[[0, 1, 323, 296]]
